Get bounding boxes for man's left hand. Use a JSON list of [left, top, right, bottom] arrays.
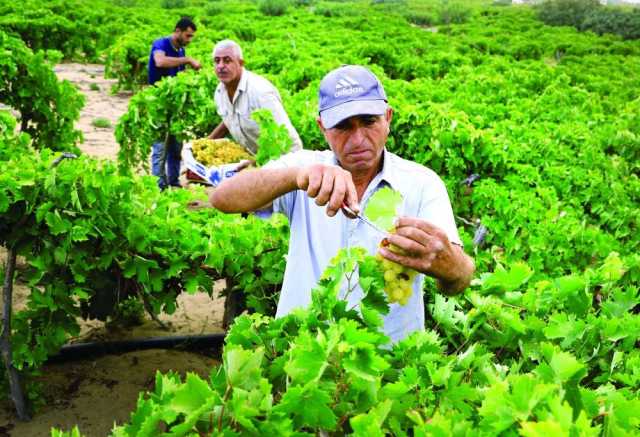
[[378, 217, 474, 294]]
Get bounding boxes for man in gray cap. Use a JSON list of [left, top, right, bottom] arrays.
[[209, 65, 474, 342]]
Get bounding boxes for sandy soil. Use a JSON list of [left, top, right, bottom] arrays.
[[0, 64, 230, 436], [53, 63, 131, 160], [0, 350, 219, 437], [0, 246, 227, 437]]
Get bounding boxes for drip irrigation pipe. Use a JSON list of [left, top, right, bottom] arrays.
[[47, 333, 226, 363]]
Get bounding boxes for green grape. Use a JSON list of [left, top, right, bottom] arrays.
[[191, 138, 252, 167], [384, 269, 397, 282], [376, 241, 418, 306]]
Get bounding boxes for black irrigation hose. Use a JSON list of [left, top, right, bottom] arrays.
[[47, 333, 226, 363]]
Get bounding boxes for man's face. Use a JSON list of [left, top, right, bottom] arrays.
[[213, 47, 244, 86], [175, 27, 196, 47], [318, 108, 393, 174]]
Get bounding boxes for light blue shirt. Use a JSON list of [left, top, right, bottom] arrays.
[[260, 149, 462, 342]]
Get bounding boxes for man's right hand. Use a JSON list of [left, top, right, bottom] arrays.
[[188, 58, 202, 70], [295, 164, 359, 217]]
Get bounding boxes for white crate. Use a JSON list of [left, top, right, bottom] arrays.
[[182, 142, 250, 186]]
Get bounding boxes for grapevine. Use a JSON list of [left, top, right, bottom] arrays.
[[365, 187, 419, 306]]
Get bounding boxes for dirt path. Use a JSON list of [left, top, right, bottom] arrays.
[[0, 65, 229, 436], [53, 63, 130, 160]]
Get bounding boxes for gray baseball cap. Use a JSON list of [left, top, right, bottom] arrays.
[[318, 65, 388, 129]]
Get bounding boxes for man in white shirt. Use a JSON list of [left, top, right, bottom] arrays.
[[209, 65, 474, 342], [208, 39, 303, 154]]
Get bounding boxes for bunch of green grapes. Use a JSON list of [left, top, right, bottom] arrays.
[[376, 241, 417, 306], [192, 138, 252, 167]]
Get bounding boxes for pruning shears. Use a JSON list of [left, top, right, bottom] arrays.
[[341, 204, 388, 235]]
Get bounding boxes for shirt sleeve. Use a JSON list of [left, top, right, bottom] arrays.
[[254, 151, 309, 220], [257, 91, 304, 152], [417, 177, 463, 246], [151, 39, 167, 55]]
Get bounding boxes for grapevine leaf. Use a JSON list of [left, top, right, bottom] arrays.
[[224, 347, 264, 391], [273, 384, 338, 430], [350, 399, 393, 437], [364, 186, 403, 230]]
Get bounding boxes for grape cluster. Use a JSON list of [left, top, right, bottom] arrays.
[[192, 138, 252, 167], [376, 242, 417, 306]]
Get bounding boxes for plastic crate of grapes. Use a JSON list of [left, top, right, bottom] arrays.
[[182, 139, 253, 186]]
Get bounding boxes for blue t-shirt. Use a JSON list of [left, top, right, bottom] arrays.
[[148, 36, 186, 85]]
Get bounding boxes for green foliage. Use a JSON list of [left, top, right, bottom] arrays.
[[438, 0, 471, 25], [204, 2, 223, 14], [312, 1, 352, 17], [0, 0, 105, 61], [251, 109, 293, 166], [537, 0, 600, 27], [89, 83, 100, 91], [64, 249, 640, 435], [111, 0, 138, 7], [116, 69, 219, 174], [104, 28, 158, 92], [0, 149, 288, 395], [112, 296, 145, 327], [161, 0, 186, 9], [0, 111, 31, 161], [51, 426, 86, 437], [0, 31, 84, 152], [258, 0, 290, 16], [537, 0, 640, 40], [581, 6, 640, 40], [0, 0, 149, 62], [405, 11, 436, 26], [91, 117, 111, 128]]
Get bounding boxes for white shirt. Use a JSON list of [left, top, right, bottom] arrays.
[[260, 149, 462, 342], [215, 69, 303, 154]]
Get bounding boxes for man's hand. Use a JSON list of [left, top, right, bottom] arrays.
[[379, 217, 474, 295], [295, 164, 359, 217], [187, 199, 211, 210], [236, 159, 255, 171], [188, 57, 201, 70]]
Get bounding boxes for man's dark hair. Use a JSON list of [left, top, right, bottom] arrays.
[[175, 17, 196, 31]]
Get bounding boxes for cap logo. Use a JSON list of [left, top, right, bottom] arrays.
[[334, 75, 364, 98]]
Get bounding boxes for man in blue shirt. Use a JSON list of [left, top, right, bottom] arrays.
[[148, 17, 201, 190]]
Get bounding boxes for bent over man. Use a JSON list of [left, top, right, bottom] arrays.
[[210, 65, 474, 342], [208, 39, 303, 153]]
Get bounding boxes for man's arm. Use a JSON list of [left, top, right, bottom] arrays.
[[380, 218, 475, 295], [210, 164, 359, 216], [153, 51, 201, 69], [434, 244, 475, 295], [207, 121, 229, 140]]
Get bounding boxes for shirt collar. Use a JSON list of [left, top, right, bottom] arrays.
[[215, 69, 249, 97], [225, 69, 248, 104], [169, 36, 180, 52], [237, 68, 248, 93], [376, 148, 401, 190]]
